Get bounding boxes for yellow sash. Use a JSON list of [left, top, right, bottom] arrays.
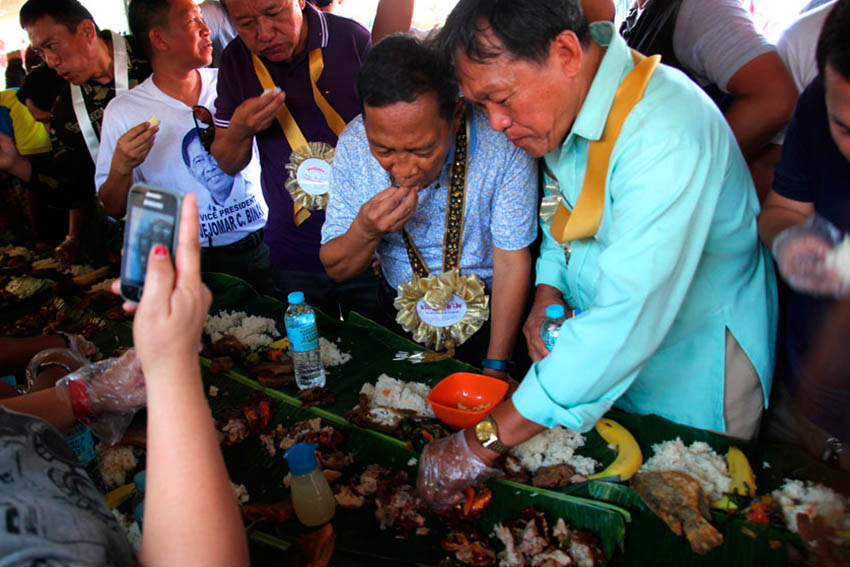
[[550, 50, 660, 244], [252, 49, 346, 226]]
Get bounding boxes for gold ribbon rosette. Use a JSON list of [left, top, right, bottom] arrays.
[[284, 142, 335, 212], [252, 48, 346, 224], [392, 114, 489, 361], [394, 269, 489, 352]]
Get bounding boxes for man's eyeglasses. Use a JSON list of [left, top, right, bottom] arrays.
[[192, 105, 215, 152]]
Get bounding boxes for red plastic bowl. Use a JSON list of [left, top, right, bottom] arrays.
[[427, 372, 509, 429]]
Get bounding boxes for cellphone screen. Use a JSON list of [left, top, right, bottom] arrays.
[[124, 204, 176, 287]]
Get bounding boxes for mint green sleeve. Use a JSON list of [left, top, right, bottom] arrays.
[[513, 127, 724, 433]]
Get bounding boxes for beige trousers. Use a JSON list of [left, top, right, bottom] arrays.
[[720, 329, 764, 440]]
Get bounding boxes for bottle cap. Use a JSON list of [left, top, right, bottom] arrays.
[[287, 291, 305, 305], [545, 304, 565, 319], [284, 442, 319, 475]]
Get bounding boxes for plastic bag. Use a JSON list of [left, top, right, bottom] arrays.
[[25, 348, 89, 392], [54, 349, 146, 446], [416, 431, 502, 513], [772, 214, 850, 297]]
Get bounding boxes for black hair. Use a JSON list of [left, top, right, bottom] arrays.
[[5, 58, 26, 89], [218, 0, 309, 13], [20, 0, 98, 32], [24, 45, 43, 73], [182, 128, 202, 166], [816, 0, 850, 80], [128, 0, 173, 59], [435, 0, 589, 66], [16, 64, 67, 113], [358, 34, 459, 122]]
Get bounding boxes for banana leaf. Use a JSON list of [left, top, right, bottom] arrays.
[[102, 273, 838, 565], [202, 368, 629, 564], [203, 272, 481, 418], [568, 411, 850, 566]]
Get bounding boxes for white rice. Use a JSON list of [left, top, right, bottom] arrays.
[[509, 426, 597, 476], [359, 374, 434, 418], [771, 479, 850, 534], [825, 234, 850, 282], [97, 445, 138, 489], [232, 482, 250, 505], [204, 311, 280, 350], [319, 337, 351, 366], [639, 438, 731, 501]]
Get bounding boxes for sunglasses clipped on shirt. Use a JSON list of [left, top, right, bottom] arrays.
[[192, 105, 216, 153]]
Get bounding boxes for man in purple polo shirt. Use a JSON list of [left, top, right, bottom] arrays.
[[211, 0, 376, 316]]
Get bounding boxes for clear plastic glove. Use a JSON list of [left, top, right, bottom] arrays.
[[773, 215, 850, 297], [55, 234, 80, 271], [54, 349, 146, 445], [25, 347, 89, 391], [416, 431, 502, 513], [56, 331, 100, 359]]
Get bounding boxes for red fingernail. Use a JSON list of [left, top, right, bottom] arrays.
[[152, 244, 168, 257]]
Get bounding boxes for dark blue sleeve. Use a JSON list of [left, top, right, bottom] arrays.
[[772, 79, 826, 204]]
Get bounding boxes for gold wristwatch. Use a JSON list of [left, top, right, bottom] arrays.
[[473, 415, 510, 454]]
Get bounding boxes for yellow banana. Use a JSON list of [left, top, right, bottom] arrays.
[[104, 483, 135, 509], [588, 418, 643, 482], [711, 447, 756, 510], [73, 266, 111, 286], [727, 447, 756, 496]]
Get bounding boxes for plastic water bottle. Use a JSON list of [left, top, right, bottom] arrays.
[[284, 291, 326, 389], [540, 304, 567, 351]]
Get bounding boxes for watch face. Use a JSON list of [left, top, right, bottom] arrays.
[[475, 418, 496, 442]]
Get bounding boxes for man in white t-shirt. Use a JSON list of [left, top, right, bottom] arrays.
[[621, 0, 798, 198], [749, 1, 837, 197], [775, 2, 837, 129], [95, 0, 271, 292]]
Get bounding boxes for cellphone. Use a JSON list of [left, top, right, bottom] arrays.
[[119, 183, 182, 303]]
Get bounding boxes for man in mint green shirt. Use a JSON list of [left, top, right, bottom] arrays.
[[417, 0, 777, 511]]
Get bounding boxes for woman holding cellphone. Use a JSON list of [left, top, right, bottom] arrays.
[[0, 194, 249, 566]]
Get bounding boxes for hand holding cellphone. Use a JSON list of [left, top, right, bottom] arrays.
[[119, 183, 183, 303]]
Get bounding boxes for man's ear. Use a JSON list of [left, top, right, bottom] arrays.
[[78, 19, 96, 42], [149, 28, 168, 54], [549, 29, 584, 79]]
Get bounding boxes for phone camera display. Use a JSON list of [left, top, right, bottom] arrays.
[[125, 205, 175, 285]]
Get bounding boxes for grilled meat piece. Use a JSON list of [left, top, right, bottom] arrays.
[[632, 470, 723, 554], [532, 463, 576, 489], [334, 485, 365, 509], [209, 356, 233, 374], [241, 500, 294, 524], [299, 386, 336, 409], [208, 334, 243, 357]]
